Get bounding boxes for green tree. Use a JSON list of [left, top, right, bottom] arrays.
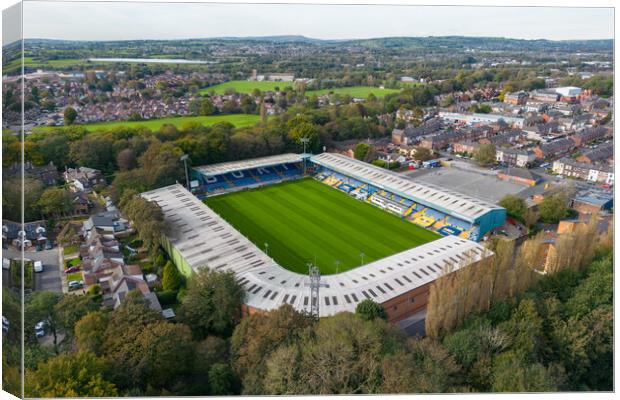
[[473, 143, 496, 166], [354, 142, 371, 161], [179, 269, 244, 338], [116, 148, 137, 171], [263, 345, 303, 394], [231, 305, 314, 394], [37, 187, 73, 217], [381, 338, 461, 393], [69, 135, 116, 173], [538, 192, 569, 223], [293, 312, 403, 394], [75, 311, 109, 355], [498, 195, 527, 221], [120, 193, 166, 254], [63, 106, 78, 125], [3, 177, 44, 222], [102, 293, 165, 388], [130, 321, 195, 389], [190, 98, 216, 116], [209, 363, 236, 395], [25, 292, 62, 352], [25, 351, 117, 398], [413, 146, 433, 162], [355, 299, 387, 321], [54, 294, 100, 339], [490, 352, 557, 392], [39, 134, 70, 168]]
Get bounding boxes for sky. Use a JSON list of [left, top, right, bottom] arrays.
[[20, 2, 614, 42]]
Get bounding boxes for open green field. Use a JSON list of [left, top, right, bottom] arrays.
[[3, 57, 94, 74], [32, 114, 261, 133], [201, 81, 401, 98], [205, 178, 439, 274], [308, 86, 401, 98], [200, 80, 286, 95]]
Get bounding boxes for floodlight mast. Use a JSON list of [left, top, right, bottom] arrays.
[[180, 154, 190, 191], [300, 137, 310, 176], [306, 262, 327, 319]]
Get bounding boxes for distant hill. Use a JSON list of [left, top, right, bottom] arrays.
[[18, 35, 613, 49]]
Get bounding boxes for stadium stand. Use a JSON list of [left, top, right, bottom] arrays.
[[193, 153, 305, 194], [193, 152, 505, 241], [310, 153, 506, 241], [141, 184, 493, 322]]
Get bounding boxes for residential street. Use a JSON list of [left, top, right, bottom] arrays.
[[2, 247, 63, 293]]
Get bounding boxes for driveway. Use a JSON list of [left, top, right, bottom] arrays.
[[2, 247, 63, 293]]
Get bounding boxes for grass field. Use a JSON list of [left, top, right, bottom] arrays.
[[32, 114, 261, 133], [205, 178, 439, 275], [200, 80, 286, 95], [308, 86, 401, 98], [3, 57, 94, 74], [201, 80, 401, 98]]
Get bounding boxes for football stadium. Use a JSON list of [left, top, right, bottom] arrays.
[[141, 152, 503, 322]]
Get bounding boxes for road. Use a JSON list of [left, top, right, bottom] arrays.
[[2, 247, 63, 293]]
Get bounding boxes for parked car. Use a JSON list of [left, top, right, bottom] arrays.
[[34, 260, 43, 273], [2, 316, 9, 333], [68, 280, 84, 291], [64, 265, 81, 274], [2, 258, 10, 271], [45, 242, 53, 250], [35, 321, 45, 338]]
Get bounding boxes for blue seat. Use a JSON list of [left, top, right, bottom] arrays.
[[425, 208, 446, 221], [438, 225, 462, 236]]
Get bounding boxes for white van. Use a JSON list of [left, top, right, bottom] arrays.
[[34, 261, 43, 273]]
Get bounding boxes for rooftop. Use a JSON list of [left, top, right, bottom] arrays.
[[141, 184, 492, 317], [311, 153, 502, 222], [194, 153, 304, 177]]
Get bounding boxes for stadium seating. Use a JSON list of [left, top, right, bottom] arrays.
[[253, 167, 281, 183], [204, 175, 231, 193], [274, 163, 302, 178], [338, 183, 355, 193], [438, 225, 463, 236], [312, 165, 486, 241]]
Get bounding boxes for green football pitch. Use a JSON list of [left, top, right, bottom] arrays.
[[204, 178, 440, 275]]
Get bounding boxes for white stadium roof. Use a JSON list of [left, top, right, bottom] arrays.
[[311, 153, 501, 222], [194, 153, 303, 177], [141, 184, 492, 317]]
